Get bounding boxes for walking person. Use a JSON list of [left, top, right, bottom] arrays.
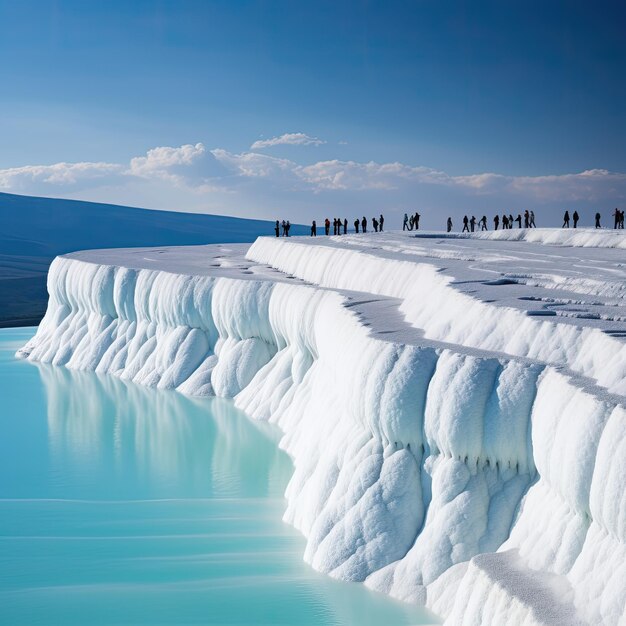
[[480, 215, 487, 230], [462, 215, 469, 232], [311, 220, 317, 236], [573, 211, 579, 228], [494, 214, 500, 230], [563, 211, 570, 228], [379, 214, 384, 232], [403, 213, 409, 231], [515, 214, 522, 228], [447, 217, 453, 232], [529, 211, 536, 227]]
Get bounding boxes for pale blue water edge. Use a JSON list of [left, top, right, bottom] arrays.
[[0, 328, 438, 626]]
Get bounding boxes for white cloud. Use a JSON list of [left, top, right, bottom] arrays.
[[0, 161, 122, 190], [1, 141, 625, 224], [250, 132, 326, 150], [128, 143, 206, 182]]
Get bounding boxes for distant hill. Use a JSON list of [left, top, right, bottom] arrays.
[[0, 192, 305, 327]]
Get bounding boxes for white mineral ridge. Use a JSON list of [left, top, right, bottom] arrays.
[[17, 229, 626, 625]]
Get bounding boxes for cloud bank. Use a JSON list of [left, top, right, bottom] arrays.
[[1, 138, 625, 225]]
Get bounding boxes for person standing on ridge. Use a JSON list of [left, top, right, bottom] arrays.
[[325, 218, 330, 236], [613, 208, 620, 229], [470, 216, 476, 232], [595, 212, 601, 229], [274, 220, 280, 237], [281, 220, 287, 236], [373, 217, 379, 232], [362, 216, 367, 233], [403, 213, 409, 231], [462, 215, 469, 232], [354, 218, 360, 233], [563, 210, 570, 228], [494, 214, 500, 230], [332, 218, 337, 235], [573, 211, 579, 228], [414, 212, 421, 230], [524, 210, 529, 228], [502, 214, 509, 229], [529, 211, 536, 227], [379, 214, 384, 231], [343, 218, 348, 234], [480, 215, 488, 230], [311, 220, 317, 236], [516, 214, 522, 228], [447, 217, 453, 232]]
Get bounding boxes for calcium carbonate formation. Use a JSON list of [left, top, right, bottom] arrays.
[[17, 230, 626, 625]]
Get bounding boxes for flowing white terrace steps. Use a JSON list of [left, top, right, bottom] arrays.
[[17, 230, 626, 625]]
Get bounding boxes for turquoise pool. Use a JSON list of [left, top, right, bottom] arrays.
[[0, 328, 437, 625]]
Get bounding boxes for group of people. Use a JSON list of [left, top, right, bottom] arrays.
[[274, 220, 292, 237], [277, 208, 625, 237], [455, 210, 537, 233], [562, 209, 625, 229], [402, 212, 421, 230], [309, 215, 385, 236]]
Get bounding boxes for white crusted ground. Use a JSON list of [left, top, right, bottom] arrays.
[[17, 229, 626, 625]]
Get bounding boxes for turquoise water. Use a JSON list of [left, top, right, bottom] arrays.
[[0, 328, 437, 626]]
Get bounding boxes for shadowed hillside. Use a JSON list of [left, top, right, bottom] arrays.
[[0, 192, 304, 327]]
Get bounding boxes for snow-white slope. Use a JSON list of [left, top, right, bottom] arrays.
[[17, 230, 626, 625]]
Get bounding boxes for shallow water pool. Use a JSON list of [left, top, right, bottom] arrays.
[[0, 328, 438, 625]]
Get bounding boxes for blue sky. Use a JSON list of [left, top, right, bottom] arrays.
[[1, 0, 625, 225]]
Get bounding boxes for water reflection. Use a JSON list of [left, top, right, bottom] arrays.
[[38, 364, 290, 499]]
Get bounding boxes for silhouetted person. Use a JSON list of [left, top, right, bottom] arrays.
[[515, 214, 522, 228], [573, 211, 579, 228], [494, 215, 500, 230], [311, 220, 317, 236], [462, 215, 469, 232], [613, 208, 620, 229], [524, 210, 529, 228], [563, 211, 570, 228], [343, 218, 348, 234], [480, 215, 487, 230], [285, 221, 291, 236], [325, 218, 330, 236], [414, 212, 421, 230], [379, 214, 384, 231], [362, 216, 367, 233], [354, 218, 360, 233], [403, 213, 409, 231], [333, 218, 338, 235], [502, 215, 509, 229], [529, 211, 536, 227], [275, 220, 280, 237], [470, 216, 476, 232], [508, 214, 514, 229], [281, 220, 287, 236], [621, 210, 625, 229], [447, 217, 453, 232], [595, 212, 601, 229], [373, 217, 379, 232]]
